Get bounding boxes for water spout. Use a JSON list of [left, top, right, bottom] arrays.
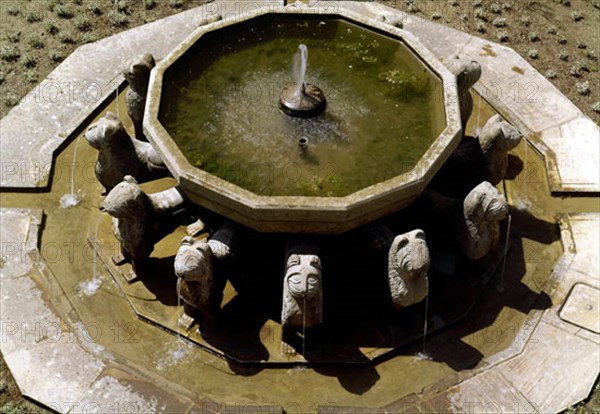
[[293, 44, 308, 97], [279, 44, 326, 118]]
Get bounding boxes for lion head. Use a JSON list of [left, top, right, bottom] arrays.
[[285, 254, 322, 299], [122, 54, 155, 87], [464, 181, 509, 223], [85, 112, 127, 151], [449, 59, 482, 91], [174, 236, 213, 283], [388, 229, 430, 308], [479, 114, 522, 153], [102, 175, 147, 218]]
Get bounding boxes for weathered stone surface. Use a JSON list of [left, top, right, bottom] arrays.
[[560, 283, 600, 334], [102, 175, 185, 274], [281, 239, 323, 354], [498, 321, 600, 413], [447, 58, 482, 131], [567, 213, 600, 283], [388, 229, 430, 309], [122, 54, 155, 141], [421, 371, 534, 414], [460, 39, 582, 135], [535, 118, 600, 193], [75, 372, 193, 414], [174, 236, 225, 336], [460, 182, 509, 260], [85, 112, 168, 192]]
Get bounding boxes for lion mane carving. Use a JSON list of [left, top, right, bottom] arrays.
[[174, 236, 224, 335], [85, 112, 167, 192], [388, 229, 430, 309], [460, 181, 509, 260], [281, 254, 323, 329]]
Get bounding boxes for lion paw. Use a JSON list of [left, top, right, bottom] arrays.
[[281, 341, 297, 356], [186, 219, 205, 237], [112, 253, 127, 266], [178, 313, 195, 330]]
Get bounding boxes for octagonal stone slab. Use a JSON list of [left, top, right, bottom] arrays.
[[560, 283, 600, 334]]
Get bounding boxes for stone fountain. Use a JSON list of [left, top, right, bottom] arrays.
[[1, 2, 598, 412], [91, 6, 518, 361]]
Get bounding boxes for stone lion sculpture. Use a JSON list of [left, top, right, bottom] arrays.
[[122, 53, 155, 141], [478, 114, 522, 184], [388, 229, 430, 309], [460, 181, 509, 260], [85, 112, 167, 192], [102, 176, 186, 278], [281, 253, 323, 354], [448, 58, 482, 130], [174, 236, 225, 336]]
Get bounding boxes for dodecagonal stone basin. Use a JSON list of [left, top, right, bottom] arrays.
[[145, 6, 461, 233]]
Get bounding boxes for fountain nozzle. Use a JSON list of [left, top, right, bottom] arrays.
[[279, 44, 326, 118]]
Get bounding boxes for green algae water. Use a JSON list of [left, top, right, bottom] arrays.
[[160, 15, 445, 196]]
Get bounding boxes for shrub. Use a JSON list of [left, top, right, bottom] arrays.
[[22, 53, 36, 68], [586, 50, 597, 61], [6, 32, 20, 43], [528, 32, 539, 42], [476, 22, 486, 33], [558, 52, 569, 61], [6, 5, 20, 16], [547, 26, 558, 34], [81, 33, 100, 44], [473, 0, 483, 7], [570, 62, 584, 77], [575, 81, 590, 95], [58, 31, 75, 44], [528, 49, 539, 59], [0, 45, 20, 62], [0, 72, 5, 85], [44, 20, 60, 35], [55, 4, 74, 18], [74, 15, 92, 32], [47, 0, 61, 11], [4, 93, 19, 108], [576, 41, 587, 49], [143, 0, 157, 10], [24, 11, 42, 23], [492, 17, 506, 27], [448, 0, 459, 6], [114, 0, 131, 14], [520, 16, 530, 26], [475, 9, 488, 21], [24, 70, 39, 84], [49, 50, 64, 62], [545, 70, 558, 79], [490, 3, 502, 13], [407, 4, 420, 13], [497, 31, 509, 42], [108, 11, 128, 27], [592, 101, 600, 113], [570, 11, 583, 21], [502, 2, 512, 10], [27, 34, 44, 49], [432, 12, 442, 20], [557, 35, 567, 44], [88, 2, 102, 15], [168, 0, 184, 9]]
